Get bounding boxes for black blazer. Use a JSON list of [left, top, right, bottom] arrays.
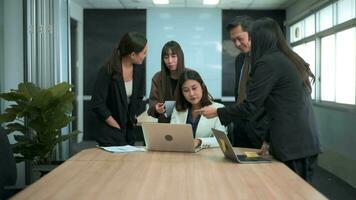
[[233, 53, 269, 148], [218, 49, 321, 162], [91, 65, 145, 146]]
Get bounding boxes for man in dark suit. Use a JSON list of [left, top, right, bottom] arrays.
[[198, 18, 321, 181], [226, 16, 269, 148]]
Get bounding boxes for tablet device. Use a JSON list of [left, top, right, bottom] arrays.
[[164, 100, 176, 118]]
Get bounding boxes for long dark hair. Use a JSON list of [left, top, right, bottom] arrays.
[[105, 32, 147, 79], [249, 17, 315, 92], [175, 70, 212, 111], [160, 41, 186, 99]]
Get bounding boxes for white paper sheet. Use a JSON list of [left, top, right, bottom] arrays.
[[99, 145, 146, 153]]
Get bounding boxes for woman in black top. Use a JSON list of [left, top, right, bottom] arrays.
[[199, 18, 321, 182], [91, 32, 147, 146]]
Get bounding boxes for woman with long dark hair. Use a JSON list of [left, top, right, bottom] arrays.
[[171, 70, 227, 148], [198, 18, 321, 181], [147, 41, 190, 122], [91, 32, 147, 146]]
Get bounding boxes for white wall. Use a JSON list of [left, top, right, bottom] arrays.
[[314, 106, 356, 187], [3, 0, 23, 92], [146, 8, 222, 99], [3, 0, 25, 188]]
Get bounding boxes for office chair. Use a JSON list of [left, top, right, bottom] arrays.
[[0, 126, 17, 199]]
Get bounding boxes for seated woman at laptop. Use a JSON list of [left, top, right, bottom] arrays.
[[171, 70, 227, 148]]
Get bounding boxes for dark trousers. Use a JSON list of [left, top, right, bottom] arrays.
[[285, 154, 318, 182]]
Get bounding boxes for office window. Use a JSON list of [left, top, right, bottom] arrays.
[[290, 0, 356, 107], [320, 28, 356, 104], [321, 34, 336, 102], [337, 0, 355, 24], [305, 15, 315, 37], [319, 5, 333, 32], [293, 41, 316, 99], [290, 21, 303, 42], [335, 28, 356, 104], [305, 41, 316, 99]]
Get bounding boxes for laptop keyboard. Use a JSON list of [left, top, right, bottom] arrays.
[[237, 155, 270, 162]]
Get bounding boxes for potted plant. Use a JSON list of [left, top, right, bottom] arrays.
[[0, 82, 80, 166]]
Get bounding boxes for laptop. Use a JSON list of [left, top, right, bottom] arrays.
[[142, 123, 202, 153], [212, 128, 271, 164]]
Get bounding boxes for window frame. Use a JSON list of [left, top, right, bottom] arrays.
[[289, 0, 356, 111]]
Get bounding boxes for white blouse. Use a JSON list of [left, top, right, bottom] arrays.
[[124, 80, 133, 103]]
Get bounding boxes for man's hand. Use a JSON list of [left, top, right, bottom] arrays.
[[195, 107, 218, 119], [257, 141, 269, 156]]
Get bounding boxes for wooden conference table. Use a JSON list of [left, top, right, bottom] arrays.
[[11, 148, 327, 200]]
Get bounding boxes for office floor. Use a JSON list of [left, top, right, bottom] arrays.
[[311, 166, 356, 200]]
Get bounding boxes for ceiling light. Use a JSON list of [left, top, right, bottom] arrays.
[[203, 0, 219, 5], [153, 0, 169, 4]]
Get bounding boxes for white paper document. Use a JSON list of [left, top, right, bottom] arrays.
[[99, 145, 146, 153]]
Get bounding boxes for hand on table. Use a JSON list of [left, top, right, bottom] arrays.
[[257, 141, 269, 156]]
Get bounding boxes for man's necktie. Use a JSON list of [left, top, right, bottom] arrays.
[[237, 56, 250, 105]]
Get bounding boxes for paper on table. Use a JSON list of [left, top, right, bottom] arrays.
[[244, 151, 259, 157], [99, 145, 146, 153]]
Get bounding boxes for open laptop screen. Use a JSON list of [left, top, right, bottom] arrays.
[[212, 128, 271, 164]]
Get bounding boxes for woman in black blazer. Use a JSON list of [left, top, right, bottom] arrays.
[[199, 18, 321, 182], [91, 32, 147, 146]]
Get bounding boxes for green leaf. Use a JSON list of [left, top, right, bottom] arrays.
[[6, 122, 27, 134], [0, 92, 28, 101], [55, 92, 75, 113], [55, 130, 80, 144], [52, 116, 74, 129], [32, 90, 53, 109], [18, 82, 40, 99], [5, 105, 22, 115], [14, 156, 26, 163], [0, 113, 17, 123], [49, 82, 73, 99], [28, 118, 46, 133], [14, 135, 32, 143]]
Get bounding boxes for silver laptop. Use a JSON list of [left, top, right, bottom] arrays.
[[212, 128, 271, 164], [142, 123, 202, 153]]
